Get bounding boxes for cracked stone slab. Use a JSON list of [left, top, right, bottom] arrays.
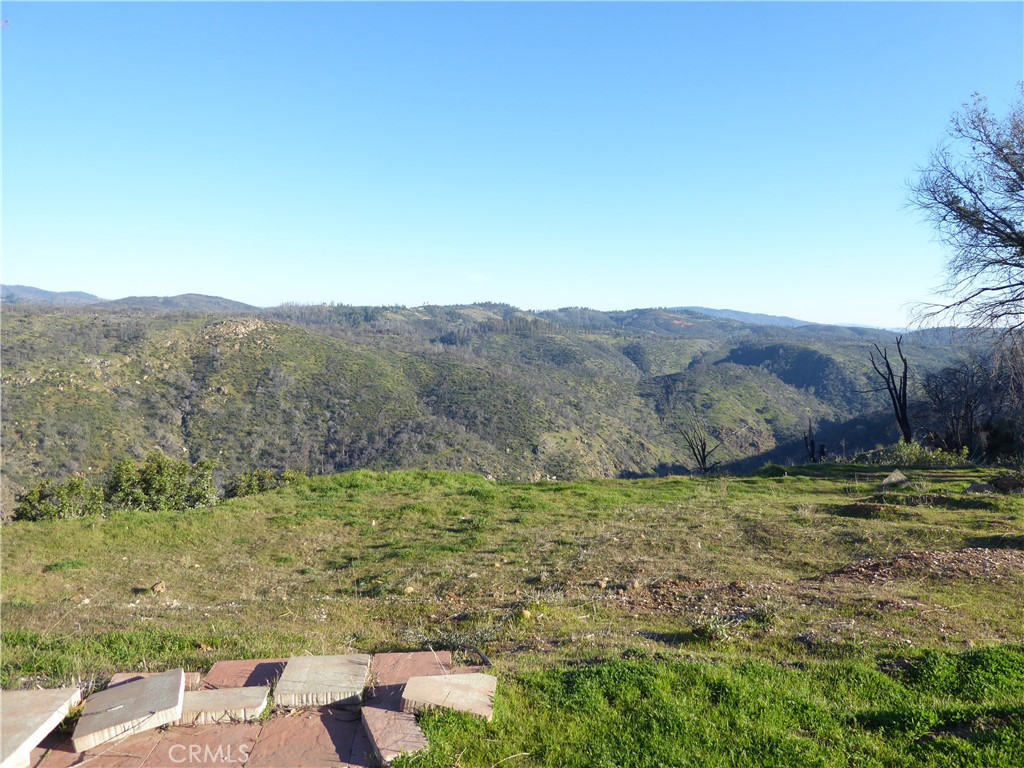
[[0, 687, 82, 768], [402, 672, 496, 721], [173, 686, 269, 725], [71, 668, 184, 752], [200, 658, 287, 690], [361, 706, 428, 765], [274, 655, 371, 708]]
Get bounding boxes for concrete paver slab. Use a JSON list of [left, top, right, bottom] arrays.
[[71, 668, 184, 752], [142, 724, 262, 767], [367, 651, 451, 709], [275, 655, 371, 708], [200, 659, 287, 690], [0, 687, 81, 768], [402, 673, 496, 721], [361, 707, 428, 766], [245, 709, 367, 767], [109, 672, 203, 691], [174, 686, 269, 725]]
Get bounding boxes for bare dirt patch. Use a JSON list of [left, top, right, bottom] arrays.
[[824, 548, 1024, 583]]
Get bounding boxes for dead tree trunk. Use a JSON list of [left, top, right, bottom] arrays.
[[680, 412, 722, 476], [870, 336, 913, 444]]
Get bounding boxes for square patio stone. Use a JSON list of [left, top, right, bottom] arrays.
[[245, 709, 367, 767], [200, 658, 287, 690], [361, 706, 428, 766], [173, 686, 269, 725], [1, 687, 81, 768], [275, 655, 371, 708], [401, 672, 496, 721], [71, 668, 184, 752]]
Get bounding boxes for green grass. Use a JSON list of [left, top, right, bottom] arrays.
[[2, 466, 1023, 765], [407, 649, 1024, 767]]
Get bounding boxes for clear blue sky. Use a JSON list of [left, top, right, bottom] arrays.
[[3, 2, 1022, 327]]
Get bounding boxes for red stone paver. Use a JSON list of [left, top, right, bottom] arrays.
[[142, 724, 261, 767], [33, 730, 163, 767], [348, 723, 374, 768], [109, 672, 203, 691], [361, 707, 428, 765], [244, 709, 364, 768], [200, 659, 287, 691], [367, 651, 452, 709]]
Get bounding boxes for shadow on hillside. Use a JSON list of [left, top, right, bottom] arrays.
[[618, 462, 691, 480]]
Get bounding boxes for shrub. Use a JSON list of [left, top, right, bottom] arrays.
[[225, 468, 307, 498], [14, 477, 105, 521], [861, 442, 972, 468], [105, 452, 217, 511]]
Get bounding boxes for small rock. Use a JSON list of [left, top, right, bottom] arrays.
[[993, 475, 1024, 494], [882, 469, 910, 488], [468, 573, 480, 579], [965, 483, 995, 494], [404, 586, 416, 595], [151, 581, 167, 594], [596, 578, 609, 589]]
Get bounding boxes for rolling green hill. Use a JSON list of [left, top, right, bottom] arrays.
[[0, 301, 971, 509]]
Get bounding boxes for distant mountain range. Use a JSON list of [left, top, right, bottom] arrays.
[[1, 285, 258, 313], [676, 307, 811, 328], [1, 284, 103, 305], [101, 294, 260, 312], [1, 286, 860, 328]]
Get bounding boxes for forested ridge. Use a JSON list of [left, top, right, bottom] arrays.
[[0, 299, 1003, 511]]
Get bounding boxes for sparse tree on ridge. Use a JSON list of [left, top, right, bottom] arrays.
[[909, 85, 1024, 335], [869, 336, 913, 444], [679, 409, 722, 476]]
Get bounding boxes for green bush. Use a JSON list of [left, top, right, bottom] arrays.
[[14, 477, 105, 521], [102, 454, 217, 514], [104, 452, 217, 511], [225, 468, 307, 498], [862, 442, 972, 468]]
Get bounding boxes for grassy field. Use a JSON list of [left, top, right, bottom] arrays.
[[3, 466, 1023, 766]]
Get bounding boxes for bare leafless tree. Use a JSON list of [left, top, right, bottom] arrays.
[[909, 86, 1024, 335], [679, 410, 721, 476], [921, 356, 992, 456], [869, 336, 913, 444]]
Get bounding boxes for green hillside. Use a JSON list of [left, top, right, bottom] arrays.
[[3, 467, 1023, 765], [0, 302, 970, 508]]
